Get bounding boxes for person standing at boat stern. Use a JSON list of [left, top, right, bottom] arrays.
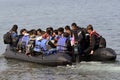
[[84, 24, 100, 56], [71, 23, 85, 62]]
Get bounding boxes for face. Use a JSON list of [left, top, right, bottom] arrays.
[[22, 31, 27, 35], [37, 31, 41, 36], [58, 31, 62, 35], [65, 30, 70, 35], [71, 26, 75, 30], [52, 32, 56, 36], [87, 29, 91, 34]]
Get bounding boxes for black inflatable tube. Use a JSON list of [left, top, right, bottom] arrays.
[[3, 45, 117, 66]]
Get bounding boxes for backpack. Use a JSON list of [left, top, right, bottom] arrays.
[[99, 36, 106, 48], [3, 32, 12, 44]]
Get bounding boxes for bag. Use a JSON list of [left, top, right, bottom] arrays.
[[3, 32, 12, 44], [99, 36, 106, 48], [92, 31, 106, 48]]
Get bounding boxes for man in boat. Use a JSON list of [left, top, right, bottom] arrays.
[[57, 27, 64, 38], [84, 24, 100, 56], [3, 25, 19, 50], [71, 23, 85, 62]]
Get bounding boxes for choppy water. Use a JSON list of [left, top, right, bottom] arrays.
[[0, 0, 120, 80]]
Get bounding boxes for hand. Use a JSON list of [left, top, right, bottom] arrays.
[[90, 50, 94, 55]]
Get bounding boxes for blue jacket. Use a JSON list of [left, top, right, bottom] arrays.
[[34, 40, 41, 52], [57, 37, 68, 51], [34, 39, 57, 55], [34, 39, 48, 52], [21, 35, 29, 48]]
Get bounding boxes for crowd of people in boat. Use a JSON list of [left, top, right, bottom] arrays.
[[3, 23, 106, 60]]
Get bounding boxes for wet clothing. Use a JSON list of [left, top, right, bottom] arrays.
[[34, 39, 56, 55], [26, 36, 36, 54], [84, 31, 100, 54], [17, 35, 24, 50], [57, 37, 68, 51], [10, 31, 18, 47], [34, 40, 42, 52], [72, 27, 85, 54], [42, 33, 52, 40], [57, 37, 72, 52], [21, 35, 29, 48], [17, 35, 29, 52]]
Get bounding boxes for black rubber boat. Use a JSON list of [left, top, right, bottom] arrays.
[[79, 48, 117, 61], [3, 45, 117, 66], [90, 48, 117, 61], [3, 45, 72, 66]]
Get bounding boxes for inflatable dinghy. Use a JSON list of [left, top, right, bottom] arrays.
[[3, 45, 72, 66], [3, 45, 117, 66]]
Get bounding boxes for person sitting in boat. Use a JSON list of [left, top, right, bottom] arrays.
[[33, 31, 57, 56], [84, 24, 100, 55], [57, 27, 64, 39], [43, 28, 58, 49], [18, 30, 29, 52], [8, 25, 19, 49], [65, 25, 74, 46], [36, 28, 43, 37], [17, 28, 28, 52], [35, 28, 44, 42], [51, 29, 59, 46], [42, 28, 52, 40], [46, 27, 53, 37], [26, 29, 37, 55], [33, 30, 45, 55], [47, 27, 64, 49], [57, 32, 72, 53], [46, 29, 59, 49], [65, 25, 72, 38]]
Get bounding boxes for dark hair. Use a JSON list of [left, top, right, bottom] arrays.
[[87, 24, 93, 31], [11, 24, 18, 32], [58, 27, 64, 33], [53, 29, 58, 35], [28, 31, 33, 35], [63, 32, 70, 38], [71, 23, 77, 27], [65, 25, 71, 30], [46, 29, 51, 35], [37, 28, 42, 33], [41, 31, 45, 35], [46, 27, 53, 31], [46, 27, 53, 35], [30, 29, 37, 35], [20, 28, 27, 35]]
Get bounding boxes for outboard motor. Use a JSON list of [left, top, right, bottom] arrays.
[[91, 48, 116, 61]]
